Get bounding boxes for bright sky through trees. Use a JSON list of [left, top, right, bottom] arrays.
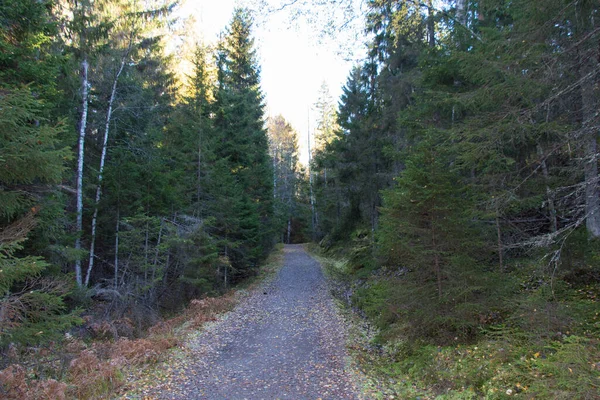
[[177, 0, 364, 163]]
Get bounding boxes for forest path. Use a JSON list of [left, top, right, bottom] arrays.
[[146, 244, 359, 399]]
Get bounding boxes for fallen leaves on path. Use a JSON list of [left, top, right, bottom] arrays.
[[118, 244, 361, 400]]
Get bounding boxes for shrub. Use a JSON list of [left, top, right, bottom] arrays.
[[67, 350, 123, 399], [0, 364, 67, 400], [110, 337, 178, 365]]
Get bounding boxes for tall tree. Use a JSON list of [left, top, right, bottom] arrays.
[[268, 115, 301, 243], [61, 0, 111, 286], [85, 0, 175, 286], [0, 0, 79, 343], [210, 8, 274, 277]]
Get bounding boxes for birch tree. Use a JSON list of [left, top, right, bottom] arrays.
[[68, 0, 99, 287], [85, 0, 164, 286]]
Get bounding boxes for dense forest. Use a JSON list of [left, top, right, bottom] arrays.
[[0, 0, 280, 346], [306, 0, 600, 397], [1, 0, 599, 398], [313, 0, 600, 341]]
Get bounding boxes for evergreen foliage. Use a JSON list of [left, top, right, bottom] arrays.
[[0, 81, 78, 348], [1, 2, 276, 347], [209, 8, 274, 275], [2, 2, 600, 397], [310, 0, 600, 351], [268, 115, 305, 243]]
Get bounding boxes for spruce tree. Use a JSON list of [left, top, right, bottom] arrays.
[[0, 89, 77, 348], [210, 8, 274, 275], [0, 0, 82, 346], [268, 115, 302, 243]]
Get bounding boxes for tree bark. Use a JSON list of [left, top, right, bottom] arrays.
[[75, 58, 89, 287], [85, 56, 126, 287]]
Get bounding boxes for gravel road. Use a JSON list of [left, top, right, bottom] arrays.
[[148, 244, 359, 399]]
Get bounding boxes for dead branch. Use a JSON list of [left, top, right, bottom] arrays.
[[0, 208, 39, 244]]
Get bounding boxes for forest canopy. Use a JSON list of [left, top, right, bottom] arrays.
[[1, 1, 599, 397]]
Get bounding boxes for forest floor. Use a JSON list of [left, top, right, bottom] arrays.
[[119, 244, 361, 399]]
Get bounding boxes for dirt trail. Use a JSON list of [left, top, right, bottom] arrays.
[[145, 244, 359, 399]]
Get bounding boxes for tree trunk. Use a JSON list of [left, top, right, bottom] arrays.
[[427, 0, 435, 48], [85, 56, 126, 287], [75, 58, 89, 287], [224, 246, 229, 288], [272, 147, 278, 197], [537, 144, 558, 233], [495, 205, 504, 271], [286, 217, 292, 244], [431, 214, 442, 300], [144, 219, 150, 282], [308, 123, 318, 240], [114, 210, 120, 289], [580, 47, 600, 238], [583, 132, 600, 237], [151, 219, 164, 285], [197, 115, 203, 215], [371, 200, 378, 258]]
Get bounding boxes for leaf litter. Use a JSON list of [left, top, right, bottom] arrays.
[[118, 244, 362, 399]]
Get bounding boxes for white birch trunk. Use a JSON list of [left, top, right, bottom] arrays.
[[75, 58, 89, 287], [85, 56, 126, 287]]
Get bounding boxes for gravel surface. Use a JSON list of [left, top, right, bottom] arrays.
[[148, 244, 359, 399]]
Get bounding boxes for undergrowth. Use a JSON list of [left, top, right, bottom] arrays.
[[0, 245, 284, 399], [310, 246, 600, 400], [0, 293, 236, 399]]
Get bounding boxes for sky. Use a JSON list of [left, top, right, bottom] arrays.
[[176, 0, 365, 163]]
